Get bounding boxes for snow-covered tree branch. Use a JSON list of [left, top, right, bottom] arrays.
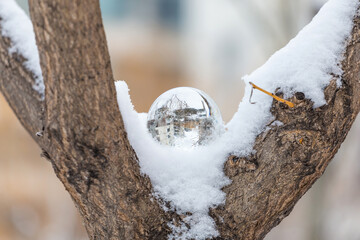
[[0, 0, 44, 143], [0, 0, 359, 239]]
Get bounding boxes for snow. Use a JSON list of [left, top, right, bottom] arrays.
[[0, 0, 44, 97], [116, 81, 230, 239], [238, 0, 359, 108], [115, 0, 358, 239], [225, 0, 359, 158]]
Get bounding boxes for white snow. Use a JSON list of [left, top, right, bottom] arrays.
[[240, 0, 358, 108], [117, 0, 358, 239], [226, 0, 359, 156], [0, 0, 44, 97], [116, 81, 230, 239]]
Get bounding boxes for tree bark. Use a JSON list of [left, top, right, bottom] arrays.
[[0, 20, 44, 143], [17, 0, 173, 239], [0, 0, 359, 239], [210, 16, 360, 239]]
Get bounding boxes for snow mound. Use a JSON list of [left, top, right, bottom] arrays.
[[116, 0, 357, 239], [0, 0, 44, 97]]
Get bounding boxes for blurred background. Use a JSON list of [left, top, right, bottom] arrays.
[[1, 0, 359, 239]]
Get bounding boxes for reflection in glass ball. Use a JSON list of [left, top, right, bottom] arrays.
[[147, 87, 224, 147]]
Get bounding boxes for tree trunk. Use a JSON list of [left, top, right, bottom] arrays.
[[0, 0, 359, 239]]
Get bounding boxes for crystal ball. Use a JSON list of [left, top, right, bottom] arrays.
[[147, 87, 224, 147]]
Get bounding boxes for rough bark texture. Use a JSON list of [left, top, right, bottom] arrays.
[[0, 0, 359, 240], [211, 15, 360, 239], [29, 0, 173, 239], [0, 20, 44, 143]]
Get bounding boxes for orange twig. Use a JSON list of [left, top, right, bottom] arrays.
[[249, 82, 295, 108]]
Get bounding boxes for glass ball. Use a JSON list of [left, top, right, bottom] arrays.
[[147, 87, 224, 147]]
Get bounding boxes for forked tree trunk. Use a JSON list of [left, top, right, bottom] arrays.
[[0, 0, 359, 239]]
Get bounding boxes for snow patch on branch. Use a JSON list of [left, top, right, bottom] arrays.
[[116, 0, 358, 239], [0, 0, 44, 97], [242, 0, 358, 108], [226, 0, 359, 157]]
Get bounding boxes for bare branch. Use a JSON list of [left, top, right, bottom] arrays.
[[27, 0, 173, 239]]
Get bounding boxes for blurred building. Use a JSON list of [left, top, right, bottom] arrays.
[[0, 0, 359, 239]]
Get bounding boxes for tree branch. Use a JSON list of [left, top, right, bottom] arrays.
[[210, 14, 360, 240], [1, 0, 359, 239], [26, 0, 173, 239], [0, 23, 45, 144]]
